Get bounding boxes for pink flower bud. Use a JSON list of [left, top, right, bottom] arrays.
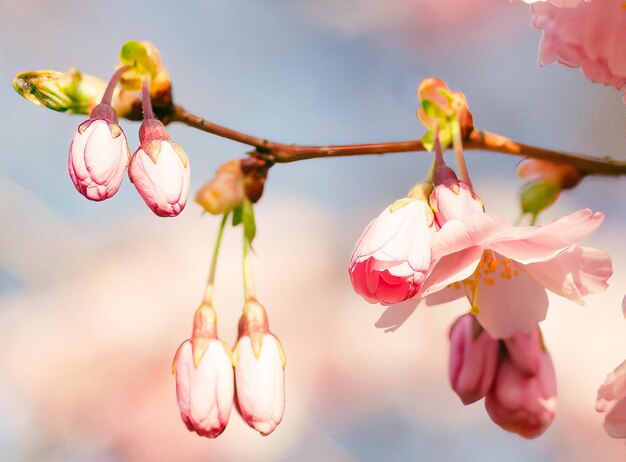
[[485, 351, 557, 439], [429, 181, 483, 226], [128, 119, 190, 217], [503, 327, 544, 377], [173, 304, 234, 438], [68, 105, 130, 201], [449, 314, 500, 405], [596, 359, 626, 439], [349, 196, 436, 305], [233, 300, 286, 436], [173, 339, 234, 438]]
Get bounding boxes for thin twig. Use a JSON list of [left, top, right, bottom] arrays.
[[171, 105, 626, 176]]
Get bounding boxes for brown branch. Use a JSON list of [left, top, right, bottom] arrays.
[[171, 105, 626, 176]]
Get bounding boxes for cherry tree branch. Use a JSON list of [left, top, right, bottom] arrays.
[[171, 105, 626, 176]]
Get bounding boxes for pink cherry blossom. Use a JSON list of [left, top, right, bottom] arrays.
[[531, 0, 626, 101], [129, 138, 190, 217], [233, 300, 286, 436], [596, 359, 626, 439], [485, 349, 557, 439], [234, 333, 285, 436], [68, 118, 130, 201], [349, 195, 436, 305], [173, 339, 234, 438], [421, 182, 611, 337], [448, 314, 499, 405]]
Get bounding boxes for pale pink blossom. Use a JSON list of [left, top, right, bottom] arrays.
[[173, 304, 234, 438], [173, 339, 234, 438], [233, 300, 286, 436], [448, 314, 499, 405], [420, 166, 610, 339], [485, 349, 557, 439], [68, 114, 130, 201], [349, 194, 436, 305], [128, 123, 190, 217], [596, 359, 626, 439], [531, 0, 626, 101]]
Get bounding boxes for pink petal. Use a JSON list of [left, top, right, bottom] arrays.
[[422, 247, 484, 297], [471, 258, 549, 339]]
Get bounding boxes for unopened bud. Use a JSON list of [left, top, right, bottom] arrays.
[[232, 300, 286, 436], [196, 160, 246, 215]]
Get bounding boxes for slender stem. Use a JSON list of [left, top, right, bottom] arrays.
[[171, 105, 626, 176], [101, 66, 130, 106], [452, 121, 472, 188], [203, 213, 229, 304], [142, 78, 154, 119], [242, 233, 256, 302]]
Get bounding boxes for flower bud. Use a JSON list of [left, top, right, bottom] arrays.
[[485, 350, 557, 439], [68, 103, 130, 201], [196, 160, 245, 215], [128, 118, 190, 217], [173, 305, 234, 438], [503, 326, 544, 377], [449, 314, 500, 405], [233, 300, 286, 436], [349, 190, 436, 305], [417, 78, 474, 133], [14, 69, 137, 117]]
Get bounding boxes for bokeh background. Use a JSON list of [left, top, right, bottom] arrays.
[[1, 1, 626, 460]]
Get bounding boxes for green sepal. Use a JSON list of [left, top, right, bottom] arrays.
[[421, 99, 447, 120], [232, 205, 243, 226], [242, 199, 256, 244], [421, 129, 435, 151], [120, 41, 157, 76]]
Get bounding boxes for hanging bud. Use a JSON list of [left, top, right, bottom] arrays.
[[485, 349, 557, 439], [232, 300, 286, 436], [196, 160, 246, 215], [173, 304, 234, 438], [517, 159, 582, 219], [428, 139, 483, 226], [503, 326, 545, 377], [449, 314, 500, 405], [129, 118, 190, 217], [349, 183, 436, 306], [68, 103, 130, 201]]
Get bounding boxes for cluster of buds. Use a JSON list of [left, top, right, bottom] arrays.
[[449, 314, 557, 438], [67, 42, 189, 216], [173, 300, 285, 437]]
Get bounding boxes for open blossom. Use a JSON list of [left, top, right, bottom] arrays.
[[173, 304, 234, 438], [531, 0, 626, 101], [417, 160, 612, 338], [596, 359, 626, 439], [128, 119, 190, 217], [350, 186, 436, 305], [233, 300, 286, 436], [485, 348, 557, 439], [68, 104, 130, 201], [449, 314, 499, 405]]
